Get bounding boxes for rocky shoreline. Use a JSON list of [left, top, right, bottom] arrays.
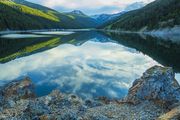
[[0, 66, 180, 120]]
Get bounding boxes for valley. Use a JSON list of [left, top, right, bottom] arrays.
[[0, 0, 180, 119]]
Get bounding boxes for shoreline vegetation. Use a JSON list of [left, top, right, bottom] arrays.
[[0, 65, 180, 120], [104, 0, 180, 32]]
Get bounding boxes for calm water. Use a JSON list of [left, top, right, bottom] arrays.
[[0, 31, 180, 99]]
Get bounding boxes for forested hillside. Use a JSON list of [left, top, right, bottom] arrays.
[[0, 0, 98, 30], [105, 0, 180, 31]]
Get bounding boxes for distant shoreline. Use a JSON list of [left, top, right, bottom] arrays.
[[103, 26, 180, 35], [0, 29, 95, 34], [1, 27, 180, 35]]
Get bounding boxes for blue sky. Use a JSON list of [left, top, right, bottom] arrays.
[[27, 0, 154, 15]]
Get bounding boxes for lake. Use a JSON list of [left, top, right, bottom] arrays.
[[0, 30, 180, 99]]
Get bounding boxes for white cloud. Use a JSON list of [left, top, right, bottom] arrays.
[[41, 0, 153, 8], [28, 0, 155, 15]]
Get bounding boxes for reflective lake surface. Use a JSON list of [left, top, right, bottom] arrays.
[[0, 31, 180, 99]]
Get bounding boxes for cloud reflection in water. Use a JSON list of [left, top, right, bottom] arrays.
[[0, 41, 160, 99]]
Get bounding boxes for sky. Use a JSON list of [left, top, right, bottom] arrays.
[[27, 0, 155, 15]]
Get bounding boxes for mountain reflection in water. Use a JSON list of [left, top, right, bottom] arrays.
[[0, 31, 179, 99]]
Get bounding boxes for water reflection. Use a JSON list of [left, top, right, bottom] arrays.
[[0, 31, 107, 63], [0, 31, 179, 99], [105, 32, 180, 72], [0, 34, 49, 39]]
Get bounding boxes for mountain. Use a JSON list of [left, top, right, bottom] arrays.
[[68, 10, 86, 16], [0, 0, 98, 31], [91, 12, 126, 25], [124, 2, 145, 11], [11, 0, 56, 12], [92, 2, 145, 26], [65, 10, 100, 28], [105, 0, 180, 31]]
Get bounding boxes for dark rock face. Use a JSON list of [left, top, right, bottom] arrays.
[[126, 65, 180, 105]]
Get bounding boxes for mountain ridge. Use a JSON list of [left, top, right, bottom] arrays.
[[0, 0, 99, 30], [105, 0, 180, 31], [91, 12, 126, 25], [68, 10, 87, 16], [92, 1, 146, 26]]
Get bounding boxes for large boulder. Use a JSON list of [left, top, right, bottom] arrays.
[[0, 77, 35, 101], [126, 65, 180, 105]]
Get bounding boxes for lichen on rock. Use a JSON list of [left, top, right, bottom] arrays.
[[125, 65, 180, 106], [0, 77, 35, 101]]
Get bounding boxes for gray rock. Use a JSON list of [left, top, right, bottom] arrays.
[[91, 114, 109, 120], [85, 99, 102, 108], [1, 77, 35, 101], [68, 94, 82, 105], [7, 99, 16, 108], [1, 66, 180, 120], [60, 111, 78, 120], [0, 94, 4, 106], [24, 100, 50, 116], [126, 65, 180, 105]]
